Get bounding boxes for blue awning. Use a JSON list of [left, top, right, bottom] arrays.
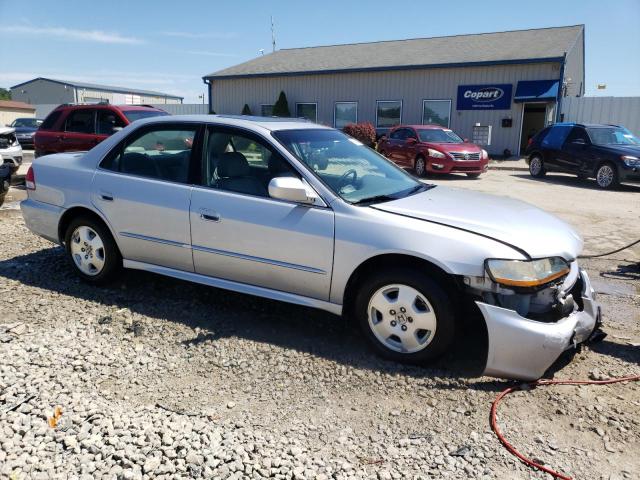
[[514, 80, 559, 102]]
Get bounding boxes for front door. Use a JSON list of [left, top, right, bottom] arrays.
[[560, 127, 592, 174], [190, 126, 334, 300], [91, 122, 201, 272], [62, 108, 100, 152]]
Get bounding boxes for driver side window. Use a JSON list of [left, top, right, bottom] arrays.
[[204, 129, 299, 198]]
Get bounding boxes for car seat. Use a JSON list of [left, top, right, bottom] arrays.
[[216, 152, 267, 196]]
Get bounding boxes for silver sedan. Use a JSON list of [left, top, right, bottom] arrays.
[[20, 115, 601, 380]]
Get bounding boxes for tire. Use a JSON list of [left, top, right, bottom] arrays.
[[529, 155, 546, 178], [595, 163, 619, 190], [354, 267, 456, 364], [64, 215, 122, 284], [466, 172, 481, 179], [414, 156, 426, 177]]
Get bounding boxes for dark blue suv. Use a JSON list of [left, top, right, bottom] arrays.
[[525, 123, 640, 189]]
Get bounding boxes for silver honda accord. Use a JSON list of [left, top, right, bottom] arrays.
[[20, 115, 601, 380]]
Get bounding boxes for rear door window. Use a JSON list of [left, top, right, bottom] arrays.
[[564, 127, 589, 145], [65, 110, 96, 134], [541, 125, 572, 149]]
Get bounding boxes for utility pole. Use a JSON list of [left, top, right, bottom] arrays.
[[271, 16, 276, 52]]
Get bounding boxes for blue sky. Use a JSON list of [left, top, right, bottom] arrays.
[[1, 0, 638, 102]]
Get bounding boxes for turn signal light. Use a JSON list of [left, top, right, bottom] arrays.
[[25, 166, 36, 190]]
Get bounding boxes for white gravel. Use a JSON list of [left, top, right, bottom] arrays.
[[1, 207, 639, 479]]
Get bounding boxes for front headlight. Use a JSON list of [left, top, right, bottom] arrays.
[[622, 155, 640, 167], [485, 257, 570, 288], [481, 149, 489, 160], [427, 148, 446, 159]]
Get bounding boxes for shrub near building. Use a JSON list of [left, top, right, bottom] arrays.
[[343, 122, 376, 147]]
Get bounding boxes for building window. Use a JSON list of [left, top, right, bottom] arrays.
[[422, 100, 451, 127], [334, 102, 357, 129], [376, 100, 402, 128], [261, 104, 274, 116], [295, 103, 317, 122]]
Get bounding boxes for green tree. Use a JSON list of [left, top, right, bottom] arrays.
[[241, 104, 252, 115], [0, 88, 10, 100], [272, 91, 290, 117]]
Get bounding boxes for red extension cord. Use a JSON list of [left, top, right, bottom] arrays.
[[490, 375, 640, 479]]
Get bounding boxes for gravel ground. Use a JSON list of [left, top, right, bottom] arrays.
[[1, 178, 639, 479]]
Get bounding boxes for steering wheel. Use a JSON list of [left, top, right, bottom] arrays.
[[337, 169, 358, 191]]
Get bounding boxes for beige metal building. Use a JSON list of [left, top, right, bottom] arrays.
[[204, 25, 585, 156], [10, 77, 183, 106], [0, 100, 36, 126]]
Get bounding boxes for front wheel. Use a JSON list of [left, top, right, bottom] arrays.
[[529, 155, 546, 178], [595, 163, 618, 189], [414, 156, 426, 177], [354, 268, 455, 364], [64, 216, 121, 284]]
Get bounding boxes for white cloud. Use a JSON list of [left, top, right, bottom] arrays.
[[162, 31, 236, 40], [4, 25, 143, 44], [178, 50, 238, 57]]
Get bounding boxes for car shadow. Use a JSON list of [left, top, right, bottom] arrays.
[[512, 173, 640, 192], [588, 339, 640, 365], [0, 246, 512, 390]]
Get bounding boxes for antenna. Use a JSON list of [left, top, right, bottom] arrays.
[[271, 15, 276, 52]]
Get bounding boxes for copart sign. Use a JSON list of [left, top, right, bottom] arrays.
[[457, 84, 512, 110]]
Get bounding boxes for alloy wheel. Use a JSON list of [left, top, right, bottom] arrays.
[[529, 157, 542, 176], [70, 226, 106, 276], [415, 157, 426, 177], [367, 284, 437, 353], [596, 165, 614, 188]]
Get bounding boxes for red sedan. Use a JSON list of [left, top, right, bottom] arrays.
[[378, 125, 489, 177]]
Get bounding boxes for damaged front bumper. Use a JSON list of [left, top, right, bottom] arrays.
[[478, 269, 601, 381]]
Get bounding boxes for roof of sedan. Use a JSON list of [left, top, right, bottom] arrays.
[[139, 114, 331, 131]]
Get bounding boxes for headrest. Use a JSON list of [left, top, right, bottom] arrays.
[[217, 152, 250, 178]]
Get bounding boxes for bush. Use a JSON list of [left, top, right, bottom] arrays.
[[342, 122, 376, 147], [272, 91, 290, 117], [241, 104, 252, 115]]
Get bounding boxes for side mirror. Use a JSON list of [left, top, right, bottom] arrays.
[[268, 177, 318, 204], [406, 137, 417, 144], [463, 138, 470, 143]]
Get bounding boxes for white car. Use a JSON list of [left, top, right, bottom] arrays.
[[21, 115, 602, 380], [0, 126, 23, 173]]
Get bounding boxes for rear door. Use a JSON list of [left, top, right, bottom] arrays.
[[539, 125, 572, 171], [387, 128, 408, 164], [61, 108, 99, 152], [560, 127, 592, 174], [91, 122, 201, 272]]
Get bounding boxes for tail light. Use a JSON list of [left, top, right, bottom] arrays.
[[527, 137, 533, 146], [25, 166, 36, 190]]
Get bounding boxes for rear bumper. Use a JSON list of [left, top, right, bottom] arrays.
[[478, 269, 600, 380], [20, 198, 63, 244]]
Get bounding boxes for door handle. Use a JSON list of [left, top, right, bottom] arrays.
[[100, 191, 114, 201], [199, 209, 220, 222]]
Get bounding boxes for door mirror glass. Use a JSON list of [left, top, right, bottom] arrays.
[[268, 177, 317, 204]]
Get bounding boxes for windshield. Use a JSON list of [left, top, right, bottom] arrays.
[[122, 110, 169, 123], [11, 118, 41, 128], [273, 129, 429, 204], [417, 128, 463, 143], [587, 127, 640, 146]]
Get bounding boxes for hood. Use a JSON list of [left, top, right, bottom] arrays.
[[14, 126, 38, 134], [423, 142, 481, 153], [0, 127, 16, 135], [594, 144, 640, 156], [372, 187, 582, 260]]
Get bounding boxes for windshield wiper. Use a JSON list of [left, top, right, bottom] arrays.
[[352, 194, 398, 205]]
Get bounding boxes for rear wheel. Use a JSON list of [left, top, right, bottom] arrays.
[[529, 155, 546, 178], [354, 268, 455, 364], [414, 156, 426, 177], [466, 172, 481, 179], [595, 163, 618, 189], [64, 216, 121, 284]]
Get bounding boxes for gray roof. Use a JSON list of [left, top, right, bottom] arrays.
[[206, 25, 583, 79], [10, 77, 183, 99]]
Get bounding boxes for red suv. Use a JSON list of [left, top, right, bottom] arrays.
[[378, 125, 489, 178], [34, 104, 168, 157]]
